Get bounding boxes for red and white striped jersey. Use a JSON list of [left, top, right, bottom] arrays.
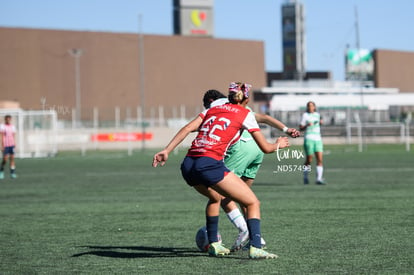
[[187, 103, 260, 160], [0, 123, 16, 147]]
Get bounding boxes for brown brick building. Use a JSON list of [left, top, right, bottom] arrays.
[[373, 49, 414, 92], [0, 27, 266, 120], [1, 27, 413, 122]]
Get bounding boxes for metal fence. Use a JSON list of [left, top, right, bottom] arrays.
[[1, 107, 412, 157]]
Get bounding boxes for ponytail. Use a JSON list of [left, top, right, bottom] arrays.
[[228, 82, 251, 104]]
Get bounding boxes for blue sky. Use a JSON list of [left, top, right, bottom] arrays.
[[1, 0, 412, 81]]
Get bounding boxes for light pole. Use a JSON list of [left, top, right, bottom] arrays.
[[138, 14, 146, 151], [355, 6, 364, 108], [68, 48, 83, 127]]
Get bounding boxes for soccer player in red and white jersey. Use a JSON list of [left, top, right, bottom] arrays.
[[202, 87, 300, 251], [153, 83, 290, 259], [0, 115, 17, 179]]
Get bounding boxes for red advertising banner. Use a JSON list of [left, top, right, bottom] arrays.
[[91, 132, 153, 142]]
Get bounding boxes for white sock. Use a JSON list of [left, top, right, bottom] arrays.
[[226, 208, 248, 233], [316, 166, 323, 181]]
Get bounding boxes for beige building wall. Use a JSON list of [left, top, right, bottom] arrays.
[[374, 49, 414, 92], [0, 27, 266, 120]]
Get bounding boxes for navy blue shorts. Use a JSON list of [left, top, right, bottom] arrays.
[[3, 146, 15, 155], [180, 156, 230, 187]]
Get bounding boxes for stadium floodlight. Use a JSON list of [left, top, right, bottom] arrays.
[[68, 48, 83, 128]]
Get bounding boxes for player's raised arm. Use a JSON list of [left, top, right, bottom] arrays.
[[254, 113, 300, 138], [152, 115, 203, 167], [250, 130, 289, 153]]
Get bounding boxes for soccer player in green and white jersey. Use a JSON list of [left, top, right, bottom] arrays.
[[299, 101, 326, 185]]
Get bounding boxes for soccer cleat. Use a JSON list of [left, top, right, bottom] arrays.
[[249, 246, 278, 259], [10, 173, 17, 179], [0, 171, 4, 179], [231, 230, 249, 251], [242, 237, 267, 251], [316, 179, 326, 185], [208, 242, 230, 256]]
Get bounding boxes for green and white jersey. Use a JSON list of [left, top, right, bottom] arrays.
[[300, 112, 322, 141], [225, 106, 264, 179]]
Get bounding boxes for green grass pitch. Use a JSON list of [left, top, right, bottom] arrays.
[[0, 144, 413, 274]]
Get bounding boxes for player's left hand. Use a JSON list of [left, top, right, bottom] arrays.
[[287, 128, 300, 138], [152, 150, 169, 167], [275, 136, 290, 149]]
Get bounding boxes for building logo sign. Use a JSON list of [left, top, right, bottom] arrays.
[[191, 10, 206, 27], [174, 0, 214, 37], [345, 48, 374, 81]]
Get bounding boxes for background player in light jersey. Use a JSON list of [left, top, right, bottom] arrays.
[[0, 115, 17, 179], [203, 86, 300, 251], [299, 101, 326, 185], [153, 84, 290, 259]]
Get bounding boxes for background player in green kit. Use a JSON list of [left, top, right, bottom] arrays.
[[299, 101, 326, 185]]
